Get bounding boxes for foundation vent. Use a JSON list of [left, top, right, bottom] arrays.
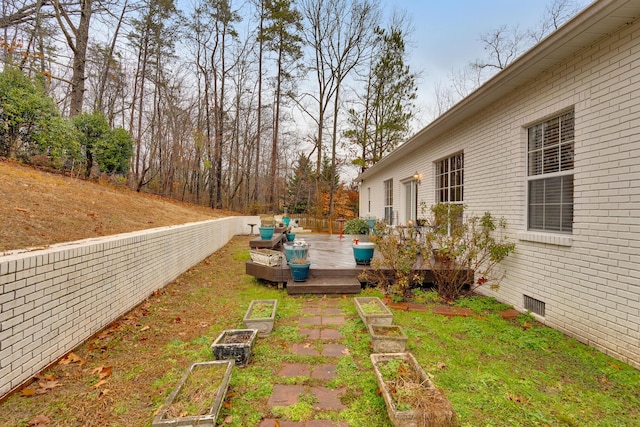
[[524, 295, 545, 317]]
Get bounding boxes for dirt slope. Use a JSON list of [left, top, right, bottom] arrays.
[[0, 161, 236, 253]]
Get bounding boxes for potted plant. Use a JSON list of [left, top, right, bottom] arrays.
[[354, 296, 393, 326], [243, 299, 278, 337], [284, 240, 308, 263], [352, 240, 375, 265], [211, 329, 258, 366], [367, 324, 408, 353], [152, 360, 234, 427], [371, 353, 457, 427], [286, 232, 296, 241], [258, 225, 275, 240], [289, 257, 311, 282]]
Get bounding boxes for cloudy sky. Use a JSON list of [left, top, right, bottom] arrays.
[[382, 0, 592, 127]]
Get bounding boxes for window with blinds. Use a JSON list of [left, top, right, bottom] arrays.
[[527, 111, 574, 233]]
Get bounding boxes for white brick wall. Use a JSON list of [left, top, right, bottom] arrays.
[[0, 216, 258, 398], [361, 18, 640, 368]]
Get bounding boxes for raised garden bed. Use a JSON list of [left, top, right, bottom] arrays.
[[368, 324, 408, 353], [371, 353, 456, 427], [354, 296, 393, 326], [152, 360, 234, 427], [243, 299, 278, 337], [211, 329, 258, 367]]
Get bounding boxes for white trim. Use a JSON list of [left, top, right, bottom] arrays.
[[517, 231, 573, 246]]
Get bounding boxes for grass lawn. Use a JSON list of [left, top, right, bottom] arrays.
[[1, 236, 638, 426]]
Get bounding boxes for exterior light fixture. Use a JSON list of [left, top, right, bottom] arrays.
[[413, 171, 422, 184]]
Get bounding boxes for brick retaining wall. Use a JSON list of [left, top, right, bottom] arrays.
[[0, 216, 258, 398]]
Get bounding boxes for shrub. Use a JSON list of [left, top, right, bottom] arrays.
[[423, 203, 516, 301], [343, 218, 370, 234], [360, 223, 423, 301]]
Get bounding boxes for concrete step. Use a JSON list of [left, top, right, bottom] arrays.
[[286, 276, 361, 295]]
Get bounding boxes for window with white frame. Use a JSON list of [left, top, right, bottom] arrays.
[[527, 110, 574, 233], [436, 152, 464, 204], [384, 179, 393, 224]]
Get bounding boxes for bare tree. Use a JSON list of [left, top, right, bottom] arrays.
[[299, 0, 379, 215]]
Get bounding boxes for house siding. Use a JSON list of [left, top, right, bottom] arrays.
[[360, 17, 640, 368]]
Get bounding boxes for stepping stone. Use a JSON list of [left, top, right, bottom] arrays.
[[406, 302, 429, 312], [310, 386, 346, 410], [291, 343, 320, 356], [500, 308, 520, 320], [268, 384, 306, 407], [303, 307, 323, 315], [319, 299, 342, 307], [278, 363, 311, 377], [299, 316, 322, 326], [431, 306, 474, 317], [322, 308, 343, 315], [311, 364, 337, 381], [258, 420, 302, 427], [299, 328, 320, 340], [321, 316, 345, 326], [321, 344, 348, 357], [386, 301, 409, 311], [319, 329, 341, 340]]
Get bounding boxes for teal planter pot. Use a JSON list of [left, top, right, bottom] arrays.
[[286, 233, 296, 241], [289, 262, 310, 282], [283, 217, 291, 226], [353, 242, 375, 265], [284, 242, 308, 263], [259, 226, 275, 240]]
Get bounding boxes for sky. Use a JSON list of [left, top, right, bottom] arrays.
[[380, 0, 591, 128]]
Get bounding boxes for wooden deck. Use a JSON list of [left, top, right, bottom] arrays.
[[245, 233, 473, 295]]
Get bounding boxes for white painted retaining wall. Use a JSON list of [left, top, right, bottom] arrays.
[[0, 216, 258, 398]]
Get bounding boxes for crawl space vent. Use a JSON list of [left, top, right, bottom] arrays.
[[524, 295, 545, 317]]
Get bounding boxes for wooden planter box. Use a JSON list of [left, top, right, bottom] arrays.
[[211, 329, 258, 367], [370, 353, 456, 427], [249, 249, 282, 267], [243, 299, 278, 337], [152, 360, 234, 427], [354, 297, 393, 326], [368, 324, 408, 353]]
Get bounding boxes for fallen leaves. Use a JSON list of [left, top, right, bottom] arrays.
[[58, 352, 82, 365], [28, 414, 50, 426], [21, 376, 63, 397]]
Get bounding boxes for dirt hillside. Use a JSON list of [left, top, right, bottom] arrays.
[[0, 161, 236, 253]]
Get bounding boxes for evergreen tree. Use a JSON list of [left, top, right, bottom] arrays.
[[286, 153, 315, 213], [346, 23, 417, 172], [260, 0, 303, 210]]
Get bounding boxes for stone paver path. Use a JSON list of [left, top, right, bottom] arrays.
[[260, 298, 349, 427]]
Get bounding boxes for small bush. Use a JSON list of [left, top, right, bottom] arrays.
[[344, 218, 370, 234]]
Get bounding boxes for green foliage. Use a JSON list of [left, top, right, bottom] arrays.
[[343, 218, 370, 234], [286, 153, 315, 214], [345, 22, 417, 171], [423, 203, 516, 301], [73, 111, 132, 177], [0, 66, 79, 167], [95, 127, 133, 175], [33, 115, 82, 168], [360, 224, 423, 301], [454, 296, 512, 313]]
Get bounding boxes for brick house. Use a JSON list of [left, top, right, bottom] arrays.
[[356, 0, 640, 368]]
